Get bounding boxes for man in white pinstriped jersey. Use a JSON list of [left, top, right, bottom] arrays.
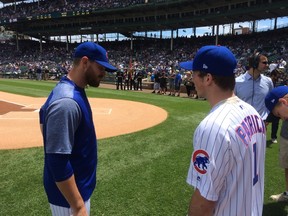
[[180, 45, 266, 216]]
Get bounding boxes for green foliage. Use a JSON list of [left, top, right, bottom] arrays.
[[0, 79, 286, 215]]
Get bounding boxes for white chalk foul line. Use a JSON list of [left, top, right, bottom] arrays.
[[0, 108, 112, 120], [92, 108, 112, 115], [0, 99, 27, 107]]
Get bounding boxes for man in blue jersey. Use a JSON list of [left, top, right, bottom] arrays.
[[174, 70, 182, 97], [39, 42, 117, 216]]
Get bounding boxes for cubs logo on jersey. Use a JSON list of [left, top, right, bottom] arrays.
[[192, 149, 210, 174]]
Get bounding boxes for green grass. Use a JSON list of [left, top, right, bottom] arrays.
[[0, 78, 287, 215]]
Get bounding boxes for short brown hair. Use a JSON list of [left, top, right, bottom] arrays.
[[198, 71, 235, 91]]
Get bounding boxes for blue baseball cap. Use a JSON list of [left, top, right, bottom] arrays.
[[179, 45, 237, 76], [74, 42, 117, 72], [265, 86, 288, 112]]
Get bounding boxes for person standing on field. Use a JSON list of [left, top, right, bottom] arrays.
[[265, 86, 288, 202], [39, 42, 117, 216], [174, 70, 182, 97], [180, 45, 266, 216], [168, 69, 176, 96], [234, 52, 273, 122]]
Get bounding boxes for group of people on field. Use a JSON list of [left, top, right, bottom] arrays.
[[115, 69, 143, 91], [149, 68, 200, 98], [38, 38, 288, 216]]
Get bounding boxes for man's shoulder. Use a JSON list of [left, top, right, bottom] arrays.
[[50, 97, 79, 110], [235, 73, 247, 82], [261, 74, 272, 81]]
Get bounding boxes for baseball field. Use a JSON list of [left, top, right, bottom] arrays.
[[0, 78, 287, 215]]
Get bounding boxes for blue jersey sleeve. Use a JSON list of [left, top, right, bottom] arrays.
[[46, 153, 74, 182]]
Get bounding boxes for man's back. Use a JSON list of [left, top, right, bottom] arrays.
[[187, 96, 266, 215]]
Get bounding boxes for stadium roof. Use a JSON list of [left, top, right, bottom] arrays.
[[0, 0, 25, 3], [0, 0, 14, 3], [1, 0, 288, 39]]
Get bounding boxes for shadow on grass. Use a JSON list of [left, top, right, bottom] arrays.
[[263, 201, 288, 216], [266, 139, 277, 148]]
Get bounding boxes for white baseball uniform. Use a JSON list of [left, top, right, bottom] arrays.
[[49, 199, 90, 216], [187, 96, 266, 216]]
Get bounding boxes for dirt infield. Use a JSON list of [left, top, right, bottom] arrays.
[[0, 91, 167, 150]]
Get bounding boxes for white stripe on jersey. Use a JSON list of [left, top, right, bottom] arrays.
[[187, 96, 266, 216]]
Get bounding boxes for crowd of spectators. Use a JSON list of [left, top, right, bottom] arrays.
[[0, 27, 287, 83], [1, 0, 287, 84], [0, 0, 148, 20]]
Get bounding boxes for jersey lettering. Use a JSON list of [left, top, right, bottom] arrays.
[[236, 114, 265, 146], [253, 143, 259, 185]]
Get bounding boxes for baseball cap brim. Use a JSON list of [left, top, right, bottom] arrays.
[[179, 61, 193, 70], [96, 60, 117, 72]]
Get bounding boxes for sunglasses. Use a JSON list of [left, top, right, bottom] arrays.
[[261, 61, 269, 65]]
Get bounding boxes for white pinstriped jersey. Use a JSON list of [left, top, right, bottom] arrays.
[[187, 96, 266, 216]]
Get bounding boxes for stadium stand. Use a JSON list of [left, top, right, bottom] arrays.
[[0, 0, 146, 19], [0, 0, 287, 87], [0, 27, 287, 82]]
